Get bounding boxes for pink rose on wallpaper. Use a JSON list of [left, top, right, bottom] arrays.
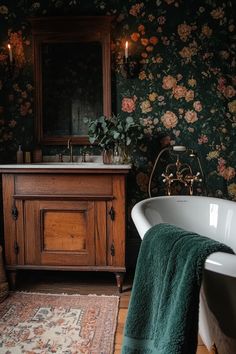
[[221, 167, 236, 181], [20, 102, 31, 116], [217, 158, 235, 180], [157, 16, 166, 25], [121, 96, 136, 113], [217, 77, 226, 92], [162, 75, 177, 90], [184, 110, 198, 123], [193, 101, 203, 112], [217, 158, 226, 174], [161, 111, 178, 129], [223, 85, 236, 99], [173, 85, 187, 100], [198, 134, 208, 144]]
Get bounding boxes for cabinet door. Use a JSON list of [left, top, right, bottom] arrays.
[[24, 200, 95, 266]]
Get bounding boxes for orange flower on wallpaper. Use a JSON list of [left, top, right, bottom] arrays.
[[162, 75, 177, 90], [148, 92, 158, 102], [188, 78, 197, 87], [177, 23, 192, 42], [139, 71, 147, 80], [131, 32, 140, 42], [161, 111, 178, 129], [201, 24, 213, 37], [141, 52, 148, 58], [20, 102, 32, 116], [223, 85, 236, 99], [146, 45, 154, 52], [138, 24, 145, 34], [140, 100, 152, 114], [179, 45, 197, 61], [129, 3, 144, 17], [184, 110, 198, 124], [8, 31, 26, 68], [228, 100, 236, 113], [149, 36, 158, 45], [141, 38, 149, 46], [211, 7, 224, 20], [228, 183, 236, 200]]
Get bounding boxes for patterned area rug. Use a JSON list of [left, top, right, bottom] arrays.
[[0, 292, 119, 354]]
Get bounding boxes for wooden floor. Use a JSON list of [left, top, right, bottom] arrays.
[[15, 270, 208, 353]]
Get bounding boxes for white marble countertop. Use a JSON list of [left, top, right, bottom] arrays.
[[0, 162, 132, 169]]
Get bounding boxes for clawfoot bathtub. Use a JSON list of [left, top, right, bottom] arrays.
[[131, 195, 236, 354]]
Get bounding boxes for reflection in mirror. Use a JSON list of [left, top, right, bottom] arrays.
[[30, 16, 112, 145], [42, 42, 103, 137]]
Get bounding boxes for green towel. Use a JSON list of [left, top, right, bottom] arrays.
[[122, 223, 234, 354]]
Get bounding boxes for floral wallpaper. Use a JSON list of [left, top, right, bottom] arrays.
[[0, 0, 235, 259]]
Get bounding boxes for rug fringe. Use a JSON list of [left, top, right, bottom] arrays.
[[10, 290, 120, 298]]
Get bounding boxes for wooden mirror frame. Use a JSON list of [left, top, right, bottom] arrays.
[[30, 16, 112, 145]]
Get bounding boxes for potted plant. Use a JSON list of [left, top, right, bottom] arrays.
[[84, 114, 143, 164]]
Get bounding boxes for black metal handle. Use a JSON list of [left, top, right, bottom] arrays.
[[110, 242, 115, 257], [11, 205, 18, 221], [109, 207, 115, 221], [14, 240, 19, 255]]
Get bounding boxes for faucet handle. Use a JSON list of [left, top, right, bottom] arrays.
[[58, 153, 63, 162]]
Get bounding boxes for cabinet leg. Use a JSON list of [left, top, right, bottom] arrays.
[[210, 344, 218, 354], [115, 272, 124, 293], [8, 271, 17, 290]]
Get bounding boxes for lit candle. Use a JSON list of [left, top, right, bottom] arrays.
[[125, 41, 129, 60], [7, 44, 13, 63]]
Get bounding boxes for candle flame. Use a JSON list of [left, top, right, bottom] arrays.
[[7, 44, 11, 50], [125, 41, 128, 49]]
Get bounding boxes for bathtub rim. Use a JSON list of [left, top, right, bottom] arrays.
[[131, 195, 236, 278]]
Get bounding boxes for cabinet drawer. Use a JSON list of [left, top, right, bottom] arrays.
[[14, 174, 113, 196]]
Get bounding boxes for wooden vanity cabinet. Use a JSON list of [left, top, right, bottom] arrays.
[[1, 167, 130, 292]]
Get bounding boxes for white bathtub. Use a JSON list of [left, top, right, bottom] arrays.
[[131, 195, 236, 353]]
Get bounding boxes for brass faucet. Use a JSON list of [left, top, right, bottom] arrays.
[[162, 154, 202, 196], [148, 145, 204, 197], [67, 138, 73, 162]]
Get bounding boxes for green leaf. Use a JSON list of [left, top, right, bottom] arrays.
[[113, 131, 120, 139]]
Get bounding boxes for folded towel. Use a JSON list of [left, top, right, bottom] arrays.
[[122, 223, 234, 354]]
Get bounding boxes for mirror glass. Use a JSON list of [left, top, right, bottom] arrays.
[[42, 42, 103, 137], [30, 16, 112, 145]]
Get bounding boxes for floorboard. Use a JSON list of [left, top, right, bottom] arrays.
[[15, 270, 209, 353]]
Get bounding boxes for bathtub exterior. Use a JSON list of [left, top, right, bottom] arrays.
[[131, 195, 236, 352]]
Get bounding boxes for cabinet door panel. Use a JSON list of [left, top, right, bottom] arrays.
[[24, 200, 95, 266], [43, 210, 87, 252]]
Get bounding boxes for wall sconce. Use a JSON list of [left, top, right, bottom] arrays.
[[119, 40, 141, 79]]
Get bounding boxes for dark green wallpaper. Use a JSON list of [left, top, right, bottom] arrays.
[[0, 0, 236, 259]]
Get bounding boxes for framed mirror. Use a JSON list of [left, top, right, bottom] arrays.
[[30, 17, 112, 145]]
